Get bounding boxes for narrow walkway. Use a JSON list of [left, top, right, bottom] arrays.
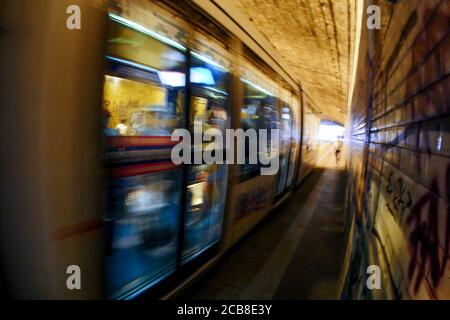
[[180, 144, 349, 300]]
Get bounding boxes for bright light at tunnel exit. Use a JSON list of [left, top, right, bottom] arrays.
[[318, 124, 346, 142]]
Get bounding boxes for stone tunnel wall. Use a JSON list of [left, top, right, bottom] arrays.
[[345, 0, 450, 299]]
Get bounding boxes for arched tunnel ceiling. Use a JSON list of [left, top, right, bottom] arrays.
[[236, 0, 357, 124]]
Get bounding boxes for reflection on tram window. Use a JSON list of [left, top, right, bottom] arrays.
[[239, 79, 280, 180], [102, 18, 186, 138], [183, 164, 228, 263], [182, 54, 230, 263], [103, 75, 183, 137], [106, 170, 182, 298]]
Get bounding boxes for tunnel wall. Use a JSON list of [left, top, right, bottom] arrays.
[[346, 0, 450, 299]]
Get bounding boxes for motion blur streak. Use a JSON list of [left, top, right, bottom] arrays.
[[0, 0, 106, 298]]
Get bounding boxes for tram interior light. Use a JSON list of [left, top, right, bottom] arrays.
[[190, 67, 216, 86], [241, 78, 273, 97], [108, 13, 187, 52], [158, 71, 186, 87], [191, 52, 227, 71]]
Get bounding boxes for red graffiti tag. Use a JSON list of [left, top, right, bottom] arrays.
[[406, 164, 450, 295]]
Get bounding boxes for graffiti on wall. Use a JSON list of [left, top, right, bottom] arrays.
[[385, 171, 412, 223], [345, 0, 450, 299], [406, 164, 450, 296]]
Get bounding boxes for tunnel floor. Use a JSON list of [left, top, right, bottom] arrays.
[[179, 147, 350, 300]]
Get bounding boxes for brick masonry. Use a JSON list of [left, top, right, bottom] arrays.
[[346, 0, 450, 299], [236, 0, 356, 124]]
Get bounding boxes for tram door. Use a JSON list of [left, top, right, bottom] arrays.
[[102, 15, 187, 299], [102, 14, 230, 297], [275, 103, 293, 196], [286, 95, 301, 189], [182, 47, 230, 263]]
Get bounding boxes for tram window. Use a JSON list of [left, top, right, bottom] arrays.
[[102, 18, 186, 137], [103, 75, 183, 136], [182, 54, 230, 263], [239, 79, 279, 180]]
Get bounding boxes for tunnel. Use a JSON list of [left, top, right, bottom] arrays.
[[0, 0, 449, 304]]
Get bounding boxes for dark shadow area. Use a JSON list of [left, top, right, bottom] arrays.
[[178, 168, 348, 299], [273, 168, 349, 299]]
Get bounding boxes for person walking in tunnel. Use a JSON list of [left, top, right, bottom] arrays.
[[334, 137, 343, 166]]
